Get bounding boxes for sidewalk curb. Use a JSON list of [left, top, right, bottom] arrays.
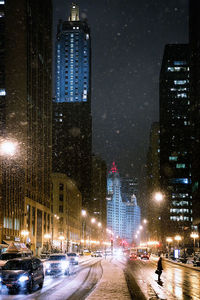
[[163, 258, 200, 272]]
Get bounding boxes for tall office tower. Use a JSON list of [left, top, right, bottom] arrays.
[[53, 3, 92, 209], [107, 162, 126, 238], [159, 45, 193, 238], [0, 0, 52, 252], [0, 1, 5, 135], [125, 195, 141, 244], [189, 1, 200, 228], [91, 155, 107, 227], [121, 177, 138, 201], [146, 122, 161, 239]]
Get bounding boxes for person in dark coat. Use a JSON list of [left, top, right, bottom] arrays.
[[157, 256, 163, 282]]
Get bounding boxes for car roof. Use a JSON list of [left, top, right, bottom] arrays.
[[49, 253, 66, 256]]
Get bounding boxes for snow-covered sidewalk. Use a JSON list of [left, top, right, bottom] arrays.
[[87, 258, 131, 300]]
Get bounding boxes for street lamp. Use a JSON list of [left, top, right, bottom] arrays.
[[0, 140, 18, 157], [154, 192, 164, 202], [98, 222, 102, 228], [81, 209, 87, 217], [91, 218, 96, 224], [21, 230, 29, 244], [44, 233, 51, 252], [58, 235, 65, 252], [174, 235, 182, 249], [143, 219, 147, 224], [190, 232, 199, 252]]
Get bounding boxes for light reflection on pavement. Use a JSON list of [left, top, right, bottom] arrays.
[[126, 257, 200, 299]]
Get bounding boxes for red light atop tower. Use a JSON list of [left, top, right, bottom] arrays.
[[109, 161, 118, 174]]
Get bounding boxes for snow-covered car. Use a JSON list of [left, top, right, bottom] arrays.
[[67, 253, 79, 265], [44, 254, 70, 275]]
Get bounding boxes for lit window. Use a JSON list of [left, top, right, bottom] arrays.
[[169, 156, 178, 161], [0, 89, 6, 96], [174, 80, 188, 85], [176, 164, 186, 169]]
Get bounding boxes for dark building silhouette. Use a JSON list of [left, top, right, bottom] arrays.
[[53, 3, 92, 209], [91, 155, 107, 227], [159, 44, 193, 237], [0, 0, 52, 252], [146, 122, 160, 240], [189, 0, 200, 228]]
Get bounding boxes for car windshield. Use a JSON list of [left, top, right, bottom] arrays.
[[3, 260, 31, 270], [48, 255, 66, 261], [0, 253, 22, 260], [67, 253, 76, 257]]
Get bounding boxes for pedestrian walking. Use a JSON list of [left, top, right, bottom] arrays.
[[156, 256, 163, 282]]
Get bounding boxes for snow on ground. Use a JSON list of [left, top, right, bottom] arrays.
[[86, 258, 131, 300]]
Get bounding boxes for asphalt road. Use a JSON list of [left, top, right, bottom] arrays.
[[0, 258, 102, 300], [126, 257, 200, 300]]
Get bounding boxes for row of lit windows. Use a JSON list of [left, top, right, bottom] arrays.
[[172, 200, 189, 206], [170, 216, 191, 221], [167, 66, 189, 72], [170, 208, 190, 213]]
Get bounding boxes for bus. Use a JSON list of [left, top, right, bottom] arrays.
[[130, 246, 151, 260]]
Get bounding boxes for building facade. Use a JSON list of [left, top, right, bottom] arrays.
[[51, 173, 82, 253], [53, 3, 92, 209], [189, 0, 200, 229], [125, 195, 141, 244], [0, 0, 52, 254], [159, 44, 193, 238]]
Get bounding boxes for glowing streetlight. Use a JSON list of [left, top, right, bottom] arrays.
[[81, 209, 87, 217], [154, 192, 164, 202], [91, 218, 96, 224], [190, 232, 199, 249], [21, 230, 29, 243], [143, 219, 147, 224], [44, 233, 51, 239], [166, 237, 173, 243], [0, 140, 18, 157], [139, 225, 143, 230], [174, 235, 182, 249], [98, 222, 102, 228]]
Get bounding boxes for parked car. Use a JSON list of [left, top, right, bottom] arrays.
[[0, 243, 32, 270], [67, 253, 79, 265], [0, 257, 44, 293], [44, 254, 70, 275]]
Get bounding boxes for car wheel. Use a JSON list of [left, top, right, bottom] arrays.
[[39, 279, 44, 289], [64, 269, 69, 276], [27, 279, 34, 293]]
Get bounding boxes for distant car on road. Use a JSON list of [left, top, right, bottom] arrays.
[[140, 254, 150, 260], [44, 254, 70, 275], [129, 253, 137, 260], [91, 251, 102, 257], [0, 257, 44, 293], [67, 253, 79, 265]]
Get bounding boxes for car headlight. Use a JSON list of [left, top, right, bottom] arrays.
[[45, 262, 50, 269], [19, 275, 29, 283], [61, 261, 69, 270]]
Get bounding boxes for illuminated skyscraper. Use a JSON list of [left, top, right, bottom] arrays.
[[160, 44, 193, 236], [53, 3, 92, 209], [107, 162, 126, 238]]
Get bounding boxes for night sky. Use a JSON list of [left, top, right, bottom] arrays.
[[53, 0, 188, 179]]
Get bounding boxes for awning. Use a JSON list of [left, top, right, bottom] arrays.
[[2, 240, 13, 245], [0, 244, 8, 249]]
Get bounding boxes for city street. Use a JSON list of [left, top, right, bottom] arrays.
[[0, 258, 102, 300], [125, 256, 200, 300]]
